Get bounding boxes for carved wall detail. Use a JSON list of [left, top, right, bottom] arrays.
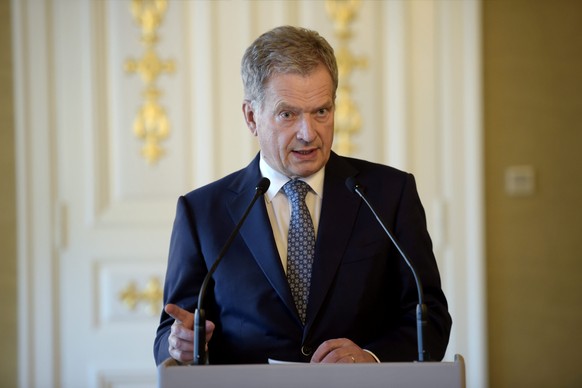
[[325, 0, 368, 156], [125, 0, 175, 164], [118, 277, 163, 316], [97, 261, 165, 324]]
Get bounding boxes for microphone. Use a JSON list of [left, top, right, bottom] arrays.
[[193, 177, 270, 365], [345, 177, 428, 362]]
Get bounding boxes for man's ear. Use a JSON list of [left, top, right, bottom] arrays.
[[242, 100, 258, 136]]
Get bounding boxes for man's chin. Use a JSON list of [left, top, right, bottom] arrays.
[[288, 162, 325, 178]]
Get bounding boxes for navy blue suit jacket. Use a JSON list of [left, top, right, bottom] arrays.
[[154, 152, 451, 364]]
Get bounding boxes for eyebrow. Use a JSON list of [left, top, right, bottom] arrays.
[[273, 101, 296, 112], [273, 100, 334, 113]]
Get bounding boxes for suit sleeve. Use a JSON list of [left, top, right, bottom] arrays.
[[364, 173, 452, 361], [153, 196, 208, 365]]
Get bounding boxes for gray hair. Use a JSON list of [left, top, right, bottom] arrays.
[[241, 25, 338, 108]]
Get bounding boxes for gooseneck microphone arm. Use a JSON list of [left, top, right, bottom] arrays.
[[345, 177, 428, 362], [193, 177, 270, 365]]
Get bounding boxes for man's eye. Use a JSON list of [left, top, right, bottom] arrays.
[[280, 111, 293, 119]]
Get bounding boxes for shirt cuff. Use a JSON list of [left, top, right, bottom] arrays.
[[363, 349, 381, 363]]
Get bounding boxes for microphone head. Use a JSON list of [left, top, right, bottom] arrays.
[[256, 177, 271, 194], [345, 176, 360, 194]]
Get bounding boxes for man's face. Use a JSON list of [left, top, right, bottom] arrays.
[[243, 65, 335, 179]]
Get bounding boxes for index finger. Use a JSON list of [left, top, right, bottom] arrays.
[[164, 303, 193, 325]]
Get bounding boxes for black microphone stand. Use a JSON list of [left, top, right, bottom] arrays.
[[193, 178, 270, 365], [348, 178, 428, 362]]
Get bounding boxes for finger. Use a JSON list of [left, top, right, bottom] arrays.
[[169, 331, 194, 352], [168, 328, 194, 364], [165, 304, 194, 325], [171, 320, 194, 341], [171, 318, 215, 349], [311, 338, 360, 363], [168, 321, 194, 364], [168, 341, 193, 364], [319, 345, 376, 363], [205, 320, 215, 344], [311, 338, 346, 363], [172, 319, 213, 342], [322, 348, 354, 363], [339, 354, 357, 364]]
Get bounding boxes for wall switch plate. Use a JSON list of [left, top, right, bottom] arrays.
[[505, 165, 536, 197]]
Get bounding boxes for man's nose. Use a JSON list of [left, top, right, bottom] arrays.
[[297, 114, 316, 142]]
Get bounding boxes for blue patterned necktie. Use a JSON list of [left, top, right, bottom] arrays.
[[283, 179, 315, 324]]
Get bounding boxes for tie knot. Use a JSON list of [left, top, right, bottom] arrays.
[[283, 179, 310, 203]]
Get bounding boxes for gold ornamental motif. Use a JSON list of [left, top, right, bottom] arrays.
[[325, 0, 367, 155], [119, 277, 163, 315], [125, 0, 175, 164]]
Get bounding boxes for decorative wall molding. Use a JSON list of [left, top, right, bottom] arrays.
[[118, 277, 163, 316], [325, 0, 367, 155], [125, 0, 175, 164], [95, 260, 165, 326]]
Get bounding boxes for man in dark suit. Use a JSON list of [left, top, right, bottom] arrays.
[[154, 25, 451, 365]]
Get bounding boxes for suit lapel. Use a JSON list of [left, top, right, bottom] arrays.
[[304, 153, 360, 333], [226, 155, 298, 319]]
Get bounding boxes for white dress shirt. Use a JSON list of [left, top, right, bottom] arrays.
[[259, 155, 324, 273]]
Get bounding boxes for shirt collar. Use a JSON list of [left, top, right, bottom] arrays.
[[259, 154, 325, 202]]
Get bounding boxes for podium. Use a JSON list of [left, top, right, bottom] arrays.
[[158, 354, 465, 388]]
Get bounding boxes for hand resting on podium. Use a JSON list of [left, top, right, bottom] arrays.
[[165, 303, 376, 364]]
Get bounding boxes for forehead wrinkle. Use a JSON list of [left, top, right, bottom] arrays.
[[270, 86, 333, 113]]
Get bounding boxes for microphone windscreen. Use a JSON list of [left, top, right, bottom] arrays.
[[256, 177, 271, 194], [345, 176, 358, 193]]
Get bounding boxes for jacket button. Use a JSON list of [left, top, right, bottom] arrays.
[[301, 345, 312, 356]]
